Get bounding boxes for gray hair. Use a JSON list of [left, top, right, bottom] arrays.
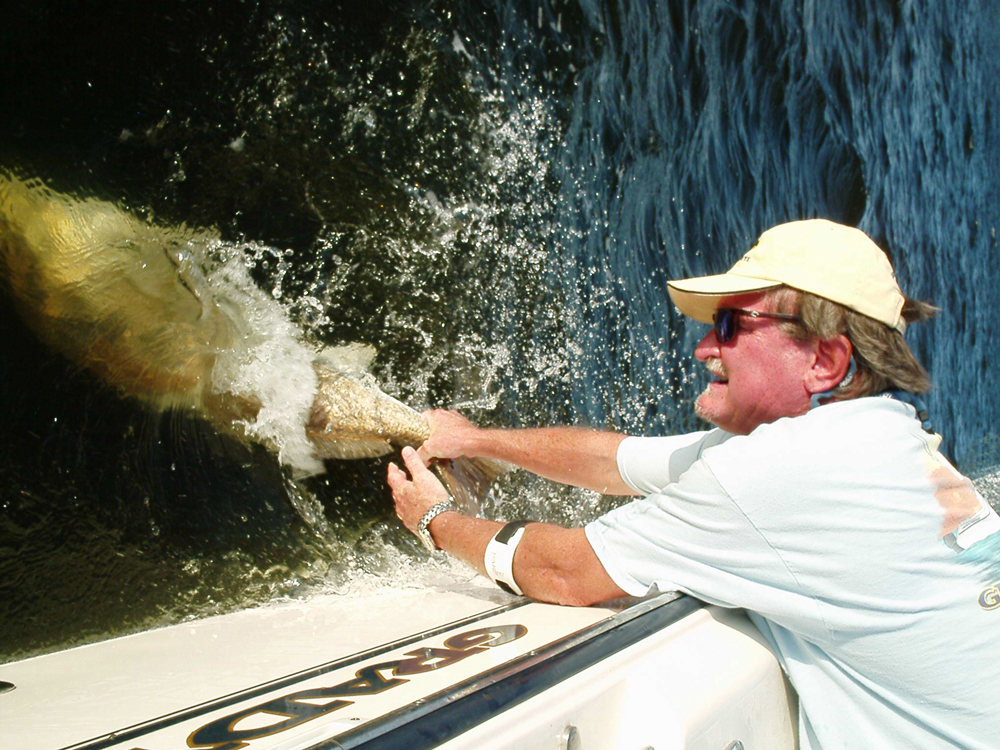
[[767, 287, 936, 400]]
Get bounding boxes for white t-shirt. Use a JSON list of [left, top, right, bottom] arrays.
[[586, 397, 1000, 750]]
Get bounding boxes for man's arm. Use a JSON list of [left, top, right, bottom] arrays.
[[417, 410, 637, 496], [388, 447, 629, 606]]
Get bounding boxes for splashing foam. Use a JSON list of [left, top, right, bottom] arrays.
[[207, 262, 322, 475], [174, 237, 327, 477]]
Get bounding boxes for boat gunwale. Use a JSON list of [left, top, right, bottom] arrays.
[[324, 592, 700, 750]]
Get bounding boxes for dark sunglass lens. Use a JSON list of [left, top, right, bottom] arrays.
[[714, 309, 735, 343]]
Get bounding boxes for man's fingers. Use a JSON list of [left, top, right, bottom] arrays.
[[402, 445, 430, 473], [386, 461, 405, 487]]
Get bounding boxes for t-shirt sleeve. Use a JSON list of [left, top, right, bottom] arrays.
[[587, 457, 807, 623], [616, 429, 728, 494]]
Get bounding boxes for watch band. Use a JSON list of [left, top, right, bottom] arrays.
[[416, 500, 458, 552], [484, 520, 530, 595]]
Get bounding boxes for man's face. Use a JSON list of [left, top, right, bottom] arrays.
[[693, 292, 817, 435]]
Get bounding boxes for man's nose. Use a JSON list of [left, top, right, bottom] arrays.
[[693, 329, 719, 361]]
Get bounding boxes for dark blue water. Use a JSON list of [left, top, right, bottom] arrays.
[[2, 0, 998, 659]]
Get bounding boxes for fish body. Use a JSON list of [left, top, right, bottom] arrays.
[[0, 171, 502, 509], [0, 173, 231, 412], [308, 366, 430, 459], [307, 366, 503, 512]]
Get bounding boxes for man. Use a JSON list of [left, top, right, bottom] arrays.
[[387, 219, 1000, 749]]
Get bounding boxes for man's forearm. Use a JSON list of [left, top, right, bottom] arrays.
[[418, 410, 635, 496], [456, 426, 635, 495], [389, 447, 629, 606], [427, 512, 628, 607]]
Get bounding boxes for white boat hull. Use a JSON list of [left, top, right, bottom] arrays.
[[0, 590, 796, 749]]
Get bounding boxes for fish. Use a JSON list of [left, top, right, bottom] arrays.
[[308, 360, 504, 511], [0, 170, 502, 511]]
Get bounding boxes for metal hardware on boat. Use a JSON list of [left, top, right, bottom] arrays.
[[0, 681, 14, 694], [560, 724, 581, 750]]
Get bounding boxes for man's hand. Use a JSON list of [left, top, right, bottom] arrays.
[[417, 409, 484, 463], [388, 446, 452, 534]]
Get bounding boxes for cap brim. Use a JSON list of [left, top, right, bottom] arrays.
[[667, 273, 781, 324]]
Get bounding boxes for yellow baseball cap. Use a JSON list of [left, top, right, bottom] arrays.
[[667, 219, 907, 332]]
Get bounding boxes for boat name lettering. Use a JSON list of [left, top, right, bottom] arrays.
[[186, 623, 528, 750]]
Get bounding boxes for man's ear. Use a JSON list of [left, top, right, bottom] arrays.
[[806, 334, 853, 395]]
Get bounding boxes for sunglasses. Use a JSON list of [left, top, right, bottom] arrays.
[[713, 307, 802, 344]]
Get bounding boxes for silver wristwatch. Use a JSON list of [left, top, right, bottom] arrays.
[[416, 500, 458, 552]]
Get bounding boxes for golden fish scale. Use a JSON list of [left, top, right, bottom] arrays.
[[308, 368, 430, 449]]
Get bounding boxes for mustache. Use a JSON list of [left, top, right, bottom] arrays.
[[704, 357, 728, 380]]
